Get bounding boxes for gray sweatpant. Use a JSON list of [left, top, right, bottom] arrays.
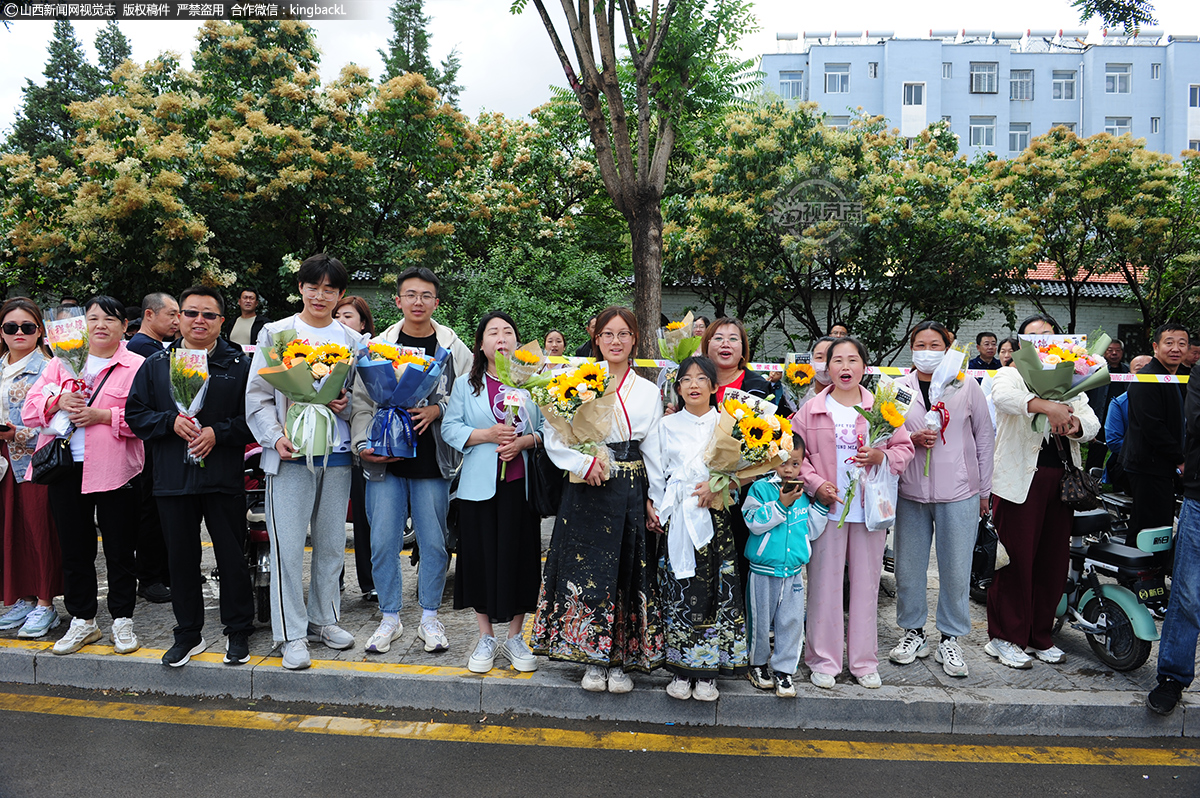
[[265, 462, 352, 643], [747, 572, 805, 675], [894, 494, 979, 639]]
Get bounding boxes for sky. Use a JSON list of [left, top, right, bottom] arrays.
[[0, 0, 1197, 134]]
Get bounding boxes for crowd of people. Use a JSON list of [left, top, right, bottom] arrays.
[[1, 258, 1198, 715]]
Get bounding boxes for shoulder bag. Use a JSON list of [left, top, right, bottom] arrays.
[[1054, 435, 1102, 511]]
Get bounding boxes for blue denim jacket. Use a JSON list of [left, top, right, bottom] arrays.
[[3, 350, 49, 483]]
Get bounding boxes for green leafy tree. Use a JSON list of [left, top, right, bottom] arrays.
[[379, 0, 462, 106], [1072, 0, 1155, 31], [95, 20, 133, 81]]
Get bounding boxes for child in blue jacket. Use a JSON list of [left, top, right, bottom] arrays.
[[742, 435, 827, 697]]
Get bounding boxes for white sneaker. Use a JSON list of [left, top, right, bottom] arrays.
[[17, 605, 60, 638], [581, 665, 608, 692], [856, 671, 882, 689], [365, 618, 402, 654], [51, 618, 101, 655], [111, 618, 139, 654], [1027, 644, 1066, 664], [692, 679, 719, 702], [468, 635, 498, 673], [889, 629, 929, 665], [307, 623, 354, 651], [499, 636, 538, 672], [0, 599, 32, 630], [666, 676, 692, 700], [935, 637, 969, 677], [985, 638, 1033, 669], [281, 638, 311, 670], [417, 618, 449, 652], [607, 666, 633, 694], [810, 671, 836, 689]]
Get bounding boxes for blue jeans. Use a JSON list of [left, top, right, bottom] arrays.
[[365, 472, 450, 614], [1157, 497, 1200, 686]]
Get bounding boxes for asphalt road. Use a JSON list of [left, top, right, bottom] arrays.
[[1, 684, 1198, 798]]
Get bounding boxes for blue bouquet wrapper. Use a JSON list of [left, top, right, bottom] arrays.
[[357, 346, 451, 458]]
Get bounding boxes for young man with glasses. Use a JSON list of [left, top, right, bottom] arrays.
[[245, 254, 368, 670], [351, 266, 471, 655], [127, 287, 257, 667]]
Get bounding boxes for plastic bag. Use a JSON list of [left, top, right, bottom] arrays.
[[862, 463, 899, 532]]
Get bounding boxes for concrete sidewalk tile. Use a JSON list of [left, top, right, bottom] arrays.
[[250, 659, 483, 712], [719, 680, 954, 733], [951, 688, 1184, 737]]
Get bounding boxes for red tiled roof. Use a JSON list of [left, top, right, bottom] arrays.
[[1024, 261, 1145, 284]]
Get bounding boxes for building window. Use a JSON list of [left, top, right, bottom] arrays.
[[970, 62, 998, 93], [825, 64, 850, 93], [779, 71, 804, 100], [941, 115, 952, 125], [903, 83, 925, 106], [1052, 70, 1076, 100], [1106, 63, 1131, 94], [1151, 63, 1161, 79], [1009, 123, 1030, 152], [1053, 122, 1077, 132], [1151, 117, 1160, 134], [942, 62, 953, 79], [969, 116, 996, 147], [1191, 85, 1200, 108], [1190, 141, 1200, 152], [868, 62, 878, 78], [1010, 70, 1034, 100], [1105, 116, 1132, 136], [825, 116, 850, 131]]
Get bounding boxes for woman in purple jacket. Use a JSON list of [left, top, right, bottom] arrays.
[[888, 321, 995, 677]]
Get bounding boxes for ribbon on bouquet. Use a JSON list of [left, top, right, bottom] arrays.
[[368, 405, 417, 459], [494, 387, 530, 480], [287, 401, 339, 472], [923, 401, 951, 477]]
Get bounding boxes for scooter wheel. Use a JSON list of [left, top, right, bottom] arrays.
[[1081, 597, 1151, 671]]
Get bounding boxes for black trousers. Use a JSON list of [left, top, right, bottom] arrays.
[[156, 492, 255, 642], [1126, 470, 1178, 546], [350, 464, 373, 593], [48, 465, 138, 620], [135, 452, 170, 587]]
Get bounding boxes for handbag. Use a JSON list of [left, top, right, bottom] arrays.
[[30, 365, 115, 486], [1054, 435, 1102, 511], [528, 446, 564, 517]]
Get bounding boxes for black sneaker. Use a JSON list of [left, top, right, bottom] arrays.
[[162, 637, 206, 668], [1147, 677, 1184, 716], [224, 631, 251, 666], [138, 583, 172, 604], [747, 664, 775, 690]]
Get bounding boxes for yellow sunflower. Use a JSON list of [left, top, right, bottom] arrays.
[[785, 363, 814, 386], [513, 348, 540, 364], [738, 416, 774, 448], [723, 398, 753, 420], [368, 341, 401, 363], [879, 401, 906, 429], [396, 353, 429, 367], [777, 415, 793, 437], [574, 362, 604, 382], [665, 321, 686, 331], [282, 340, 314, 363], [312, 342, 352, 366]]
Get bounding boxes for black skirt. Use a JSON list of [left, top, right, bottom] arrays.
[[453, 475, 542, 624]]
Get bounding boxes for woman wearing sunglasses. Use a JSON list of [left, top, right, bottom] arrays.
[[0, 300, 61, 639]]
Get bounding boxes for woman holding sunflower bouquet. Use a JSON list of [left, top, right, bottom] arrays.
[[790, 337, 914, 689], [530, 306, 666, 694]]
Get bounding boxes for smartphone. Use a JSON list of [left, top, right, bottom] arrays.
[[0, 424, 10, 432], [782, 480, 802, 492]]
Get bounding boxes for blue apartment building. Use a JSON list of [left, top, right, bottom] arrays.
[[760, 28, 1200, 157]]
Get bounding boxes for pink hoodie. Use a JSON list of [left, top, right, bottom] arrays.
[[791, 384, 915, 499], [895, 371, 994, 504]]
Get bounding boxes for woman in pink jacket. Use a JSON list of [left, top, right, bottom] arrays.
[[889, 322, 995, 678], [23, 296, 145, 657], [792, 337, 915, 689]]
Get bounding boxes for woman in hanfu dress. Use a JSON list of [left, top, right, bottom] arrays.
[[530, 306, 666, 693]]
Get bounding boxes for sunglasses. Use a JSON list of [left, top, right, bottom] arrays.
[[181, 310, 221, 320], [2, 322, 38, 336]]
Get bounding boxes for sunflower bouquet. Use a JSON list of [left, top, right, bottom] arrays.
[[781, 353, 817, 406], [920, 343, 969, 476], [838, 377, 913, 529], [169, 349, 211, 466], [703, 389, 792, 510], [1012, 330, 1111, 433], [355, 339, 451, 459], [655, 312, 702, 410], [495, 340, 554, 393], [532, 361, 617, 483], [41, 315, 90, 437], [258, 329, 355, 463]]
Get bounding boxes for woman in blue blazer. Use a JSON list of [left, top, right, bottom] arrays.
[[442, 311, 544, 674]]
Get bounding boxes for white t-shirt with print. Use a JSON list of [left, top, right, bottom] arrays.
[[826, 393, 865, 524]]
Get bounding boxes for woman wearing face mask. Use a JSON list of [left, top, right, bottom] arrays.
[[799, 336, 837, 408], [888, 322, 995, 678]]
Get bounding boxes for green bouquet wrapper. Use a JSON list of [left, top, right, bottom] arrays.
[[258, 330, 352, 463], [1011, 328, 1112, 433]]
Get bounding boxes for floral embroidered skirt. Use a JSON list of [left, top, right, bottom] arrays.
[[530, 455, 665, 673], [659, 508, 749, 679]]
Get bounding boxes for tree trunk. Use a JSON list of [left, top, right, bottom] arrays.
[[629, 192, 664, 359]]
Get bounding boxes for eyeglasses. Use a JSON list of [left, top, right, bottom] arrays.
[[181, 310, 221, 320], [301, 285, 341, 300], [399, 291, 437, 303], [598, 331, 634, 343], [2, 322, 38, 336]]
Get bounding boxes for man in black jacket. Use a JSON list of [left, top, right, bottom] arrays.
[[1120, 323, 1188, 544], [127, 286, 256, 668]]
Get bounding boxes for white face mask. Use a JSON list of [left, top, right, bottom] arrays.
[[813, 361, 832, 385], [911, 350, 946, 374]]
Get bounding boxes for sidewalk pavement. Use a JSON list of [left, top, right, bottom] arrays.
[[2, 519, 1197, 738]]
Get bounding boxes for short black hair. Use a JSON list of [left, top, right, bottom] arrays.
[[829, 336, 869, 363], [975, 331, 997, 345], [792, 432, 806, 459], [297, 253, 349, 291], [1153, 323, 1189, 344], [141, 292, 175, 315], [1017, 313, 1061, 335], [84, 295, 126, 321], [695, 316, 711, 326], [239, 288, 259, 300], [395, 266, 440, 296], [910, 321, 952, 348], [673, 355, 719, 412], [180, 286, 226, 316]]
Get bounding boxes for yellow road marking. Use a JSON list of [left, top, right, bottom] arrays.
[[0, 690, 1195, 765]]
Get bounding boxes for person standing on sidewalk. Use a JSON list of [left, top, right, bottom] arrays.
[[246, 254, 366, 670], [1147, 368, 1200, 714], [127, 286, 257, 668], [225, 288, 270, 349], [351, 267, 471, 656], [334, 296, 377, 601], [890, 322, 994, 678]]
